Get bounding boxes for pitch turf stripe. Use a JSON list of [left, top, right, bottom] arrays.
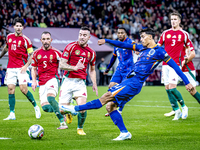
[[0, 99, 40, 102]]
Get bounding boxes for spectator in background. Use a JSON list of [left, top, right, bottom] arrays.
[[0, 66, 6, 86], [97, 58, 107, 86]]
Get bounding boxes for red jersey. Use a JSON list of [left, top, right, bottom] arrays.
[[6, 33, 33, 68], [62, 41, 96, 79], [32, 46, 62, 85], [181, 40, 195, 72], [158, 29, 190, 66]]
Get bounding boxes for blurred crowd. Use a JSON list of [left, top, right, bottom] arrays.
[[0, 0, 200, 55]]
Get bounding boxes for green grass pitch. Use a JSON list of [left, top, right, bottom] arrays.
[[0, 85, 200, 150]]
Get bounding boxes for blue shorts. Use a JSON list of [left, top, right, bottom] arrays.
[[108, 76, 143, 107], [110, 69, 130, 84]]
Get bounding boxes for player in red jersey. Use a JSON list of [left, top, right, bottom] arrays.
[[31, 31, 67, 129], [59, 26, 98, 135], [158, 12, 191, 120], [164, 40, 200, 117], [0, 18, 41, 120]]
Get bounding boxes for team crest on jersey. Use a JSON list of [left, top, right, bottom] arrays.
[[9, 38, 12, 43], [147, 49, 155, 57], [50, 54, 53, 60], [63, 52, 68, 57], [75, 50, 80, 55], [37, 54, 41, 59], [167, 34, 171, 38], [178, 34, 181, 41], [18, 40, 21, 46], [87, 52, 90, 58]]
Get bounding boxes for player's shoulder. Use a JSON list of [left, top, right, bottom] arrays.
[[22, 34, 32, 43], [64, 41, 77, 51], [87, 45, 95, 52], [7, 33, 15, 37], [33, 47, 42, 56], [179, 29, 189, 36], [51, 47, 62, 54], [162, 28, 172, 34]]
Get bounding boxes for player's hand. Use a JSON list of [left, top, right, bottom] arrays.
[[92, 84, 98, 96], [32, 80, 37, 92], [185, 83, 194, 92], [74, 60, 85, 70], [20, 66, 27, 74], [98, 39, 106, 45]]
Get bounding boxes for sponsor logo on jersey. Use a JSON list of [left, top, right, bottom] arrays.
[[81, 52, 86, 56], [178, 34, 181, 41], [50, 54, 53, 60], [75, 50, 80, 55], [43, 55, 47, 58], [172, 35, 176, 38], [63, 52, 68, 57], [82, 93, 86, 96], [13, 40, 16, 43], [9, 38, 12, 43], [18, 40, 21, 46], [37, 54, 41, 59], [50, 85, 54, 88], [23, 79, 26, 82], [167, 34, 171, 38]]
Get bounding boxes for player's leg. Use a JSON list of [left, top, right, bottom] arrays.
[[184, 71, 200, 103], [18, 71, 41, 119], [4, 69, 17, 120], [76, 96, 87, 135]]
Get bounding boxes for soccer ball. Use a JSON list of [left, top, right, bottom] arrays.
[[28, 124, 44, 139]]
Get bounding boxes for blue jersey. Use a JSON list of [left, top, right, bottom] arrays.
[[113, 37, 134, 72]]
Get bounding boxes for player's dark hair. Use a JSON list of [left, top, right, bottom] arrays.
[[41, 31, 51, 36], [139, 28, 155, 38], [169, 12, 182, 20], [81, 26, 90, 32], [13, 18, 25, 26], [118, 27, 127, 34]]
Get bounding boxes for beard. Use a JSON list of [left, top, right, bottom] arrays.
[[43, 43, 50, 49]]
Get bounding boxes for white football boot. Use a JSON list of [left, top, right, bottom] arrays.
[[3, 112, 16, 120], [164, 110, 175, 117], [172, 109, 182, 121], [60, 105, 78, 116], [181, 106, 188, 119], [113, 132, 132, 141], [57, 122, 68, 130], [34, 106, 41, 119]]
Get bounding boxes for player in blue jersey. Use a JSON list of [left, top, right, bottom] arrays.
[[60, 28, 194, 141], [104, 27, 135, 117]]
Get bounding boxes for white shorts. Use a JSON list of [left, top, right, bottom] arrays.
[[39, 78, 59, 105], [161, 65, 179, 85], [59, 77, 87, 104], [5, 68, 29, 85], [183, 71, 196, 87]]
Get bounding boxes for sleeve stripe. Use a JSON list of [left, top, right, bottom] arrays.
[[133, 45, 136, 51], [27, 47, 33, 53], [165, 57, 171, 63]]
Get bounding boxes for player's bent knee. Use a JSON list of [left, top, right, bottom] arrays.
[[42, 105, 54, 112], [47, 89, 56, 97]]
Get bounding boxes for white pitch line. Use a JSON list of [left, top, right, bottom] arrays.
[[0, 137, 11, 140]]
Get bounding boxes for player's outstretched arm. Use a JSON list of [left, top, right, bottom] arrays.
[[165, 57, 194, 92], [0, 44, 8, 59], [104, 39, 135, 50], [89, 65, 98, 96], [31, 66, 37, 92], [104, 55, 116, 75]]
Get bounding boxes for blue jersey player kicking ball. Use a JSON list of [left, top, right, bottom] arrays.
[[60, 28, 194, 141]]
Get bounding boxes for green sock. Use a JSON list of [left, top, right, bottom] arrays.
[[42, 105, 54, 112], [166, 89, 179, 111], [171, 88, 185, 107], [193, 92, 200, 104], [25, 91, 37, 107], [78, 111, 87, 129], [9, 94, 15, 113], [47, 96, 64, 122]]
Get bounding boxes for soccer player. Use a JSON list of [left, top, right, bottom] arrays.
[[0, 18, 41, 120], [164, 40, 200, 117], [60, 28, 194, 140], [104, 27, 134, 117], [31, 31, 67, 129], [59, 26, 98, 135], [158, 12, 191, 120]]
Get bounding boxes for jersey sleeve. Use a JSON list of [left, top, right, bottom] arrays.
[[158, 32, 164, 46], [62, 45, 72, 61], [188, 40, 194, 51], [113, 47, 117, 56], [31, 52, 37, 67], [90, 51, 96, 66], [24, 37, 33, 54]]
